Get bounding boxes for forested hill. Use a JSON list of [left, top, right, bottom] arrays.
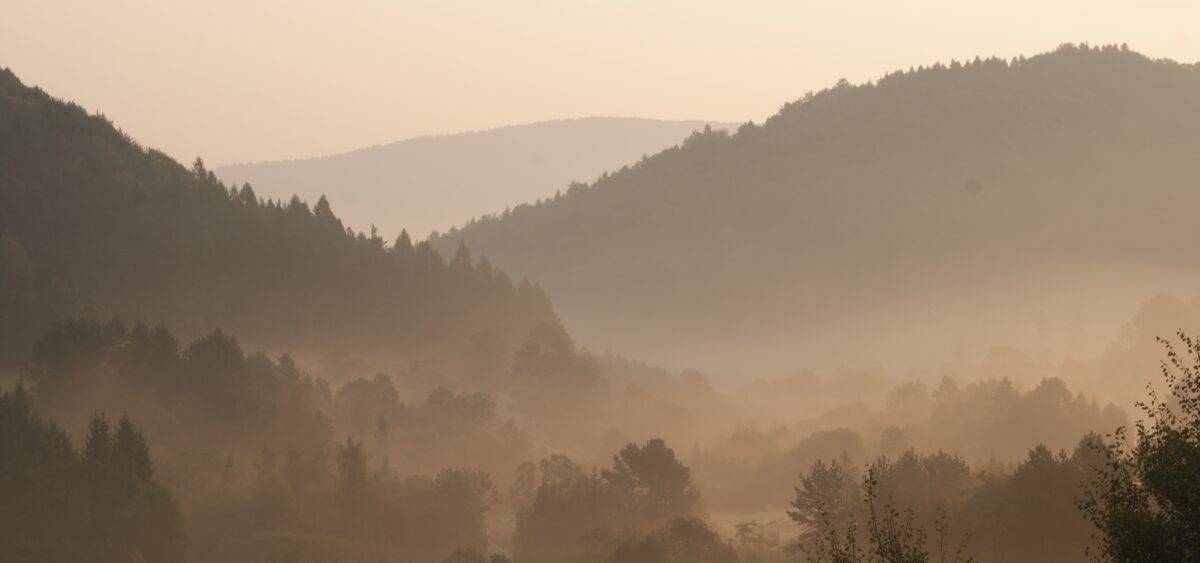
[[0, 68, 555, 365], [216, 117, 736, 239], [431, 45, 1200, 374]]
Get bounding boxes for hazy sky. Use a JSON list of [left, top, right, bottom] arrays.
[[4, 0, 1197, 166]]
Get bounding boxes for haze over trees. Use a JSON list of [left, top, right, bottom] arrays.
[[1, 313, 1168, 562], [2, 314, 731, 562], [431, 44, 1200, 378], [7, 319, 530, 562]]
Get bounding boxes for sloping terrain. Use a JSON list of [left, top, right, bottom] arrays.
[[432, 46, 1200, 374]]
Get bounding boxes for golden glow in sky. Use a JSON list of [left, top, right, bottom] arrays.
[[4, 0, 1197, 165]]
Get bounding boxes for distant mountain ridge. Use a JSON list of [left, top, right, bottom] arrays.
[[216, 117, 737, 238], [431, 45, 1200, 375]]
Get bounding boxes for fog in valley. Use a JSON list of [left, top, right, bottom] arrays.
[[3, 3, 1200, 563]]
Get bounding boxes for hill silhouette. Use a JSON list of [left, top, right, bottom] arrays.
[[0, 68, 555, 367], [431, 45, 1200, 375], [216, 117, 735, 239]]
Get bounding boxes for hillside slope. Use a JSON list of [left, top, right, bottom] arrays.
[[0, 68, 555, 366], [216, 118, 734, 238], [432, 45, 1200, 375]]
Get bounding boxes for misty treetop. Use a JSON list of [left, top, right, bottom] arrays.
[[9, 318, 534, 562], [20, 317, 545, 481], [692, 373, 1126, 514], [511, 438, 708, 563], [783, 334, 1200, 563], [788, 443, 1104, 563], [25, 318, 334, 459], [0, 66, 555, 366]]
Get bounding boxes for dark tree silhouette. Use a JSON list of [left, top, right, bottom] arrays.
[[1080, 332, 1200, 561], [0, 387, 184, 563]]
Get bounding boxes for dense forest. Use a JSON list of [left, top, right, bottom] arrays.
[[215, 118, 734, 239], [0, 66, 555, 368], [431, 44, 1200, 380]]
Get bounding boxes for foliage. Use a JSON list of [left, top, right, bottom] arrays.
[[24, 318, 333, 458], [1080, 332, 1200, 561], [609, 518, 738, 563], [962, 439, 1102, 562], [512, 439, 704, 563], [923, 377, 1126, 462], [789, 455, 862, 544], [16, 319, 507, 562], [0, 386, 184, 562], [795, 463, 975, 563], [699, 372, 1124, 516], [603, 438, 703, 523]]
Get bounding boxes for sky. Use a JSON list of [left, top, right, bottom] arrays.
[[3, 0, 1198, 166]]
